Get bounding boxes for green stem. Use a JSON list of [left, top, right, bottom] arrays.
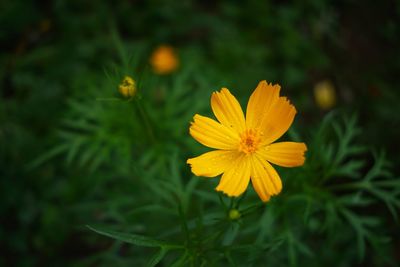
[[228, 198, 235, 210], [202, 221, 227, 243], [236, 191, 247, 208], [241, 202, 265, 216], [178, 202, 191, 247], [327, 181, 367, 191], [134, 97, 156, 144], [96, 97, 121, 101], [164, 244, 185, 250], [218, 194, 228, 211]]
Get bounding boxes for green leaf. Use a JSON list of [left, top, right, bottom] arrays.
[[146, 248, 168, 267], [87, 225, 181, 248], [26, 143, 69, 169], [223, 223, 240, 246], [66, 138, 84, 165], [170, 251, 189, 267], [334, 160, 365, 178], [224, 251, 237, 267], [340, 209, 367, 261]]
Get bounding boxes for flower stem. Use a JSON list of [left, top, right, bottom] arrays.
[[327, 181, 367, 191], [134, 97, 156, 144], [241, 202, 266, 216]]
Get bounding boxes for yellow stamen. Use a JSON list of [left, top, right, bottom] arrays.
[[238, 129, 262, 154]]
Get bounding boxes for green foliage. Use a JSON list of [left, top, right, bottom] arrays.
[[87, 225, 181, 249], [286, 114, 396, 265], [83, 111, 398, 266]]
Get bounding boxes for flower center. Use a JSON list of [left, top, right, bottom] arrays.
[[238, 129, 262, 154]]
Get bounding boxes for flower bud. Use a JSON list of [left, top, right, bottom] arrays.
[[118, 76, 136, 98], [228, 209, 241, 220], [314, 80, 336, 110]]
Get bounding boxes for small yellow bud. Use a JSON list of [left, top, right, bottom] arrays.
[[314, 80, 336, 110], [118, 76, 136, 98], [228, 209, 241, 220], [150, 45, 179, 75]]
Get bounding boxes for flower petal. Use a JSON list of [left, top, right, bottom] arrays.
[[258, 142, 307, 167], [250, 154, 282, 202], [245, 81, 297, 145], [259, 96, 297, 145], [216, 155, 251, 197], [246, 80, 281, 129], [211, 88, 246, 133], [187, 150, 241, 177], [189, 114, 239, 150]]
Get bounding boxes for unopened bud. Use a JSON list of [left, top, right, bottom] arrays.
[[314, 80, 336, 110], [228, 209, 241, 220], [118, 76, 136, 98]]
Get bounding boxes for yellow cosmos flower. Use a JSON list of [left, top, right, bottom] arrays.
[[187, 81, 307, 202], [150, 45, 179, 74]]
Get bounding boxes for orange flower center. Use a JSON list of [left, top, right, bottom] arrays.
[[238, 129, 262, 154]]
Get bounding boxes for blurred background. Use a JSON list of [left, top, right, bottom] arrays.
[[1, 0, 400, 266]]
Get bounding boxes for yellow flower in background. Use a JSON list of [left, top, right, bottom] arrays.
[[118, 76, 136, 98], [314, 80, 336, 110], [39, 19, 52, 33], [187, 81, 307, 202], [150, 45, 179, 74]]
